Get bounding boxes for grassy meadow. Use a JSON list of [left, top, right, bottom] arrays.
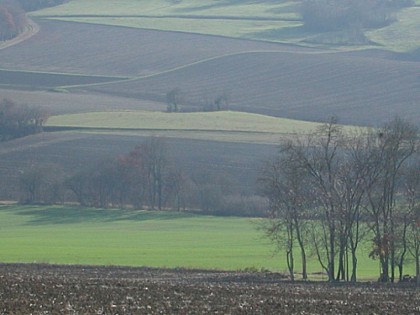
[[0, 205, 399, 280], [32, 0, 420, 53], [45, 110, 325, 144], [46, 111, 322, 133]]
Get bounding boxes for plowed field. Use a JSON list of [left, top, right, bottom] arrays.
[[0, 264, 418, 315], [1, 19, 418, 125]]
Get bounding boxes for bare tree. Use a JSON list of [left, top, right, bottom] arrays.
[[260, 145, 311, 281], [364, 118, 418, 282], [166, 88, 184, 113], [261, 117, 419, 282], [214, 91, 230, 111], [402, 156, 420, 285]]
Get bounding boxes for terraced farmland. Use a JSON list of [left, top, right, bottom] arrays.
[[33, 0, 420, 53], [1, 19, 418, 126], [0, 17, 420, 125]]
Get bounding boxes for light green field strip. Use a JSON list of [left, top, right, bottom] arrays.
[[0, 205, 405, 279], [48, 17, 302, 44], [32, 0, 420, 53], [32, 0, 298, 20], [46, 111, 362, 144], [29, 0, 317, 48], [47, 110, 323, 134], [366, 7, 420, 52]]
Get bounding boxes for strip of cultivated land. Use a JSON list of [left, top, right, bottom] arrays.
[[32, 0, 420, 53], [83, 50, 420, 126], [46, 110, 326, 142], [0, 264, 418, 314], [0, 69, 128, 89]]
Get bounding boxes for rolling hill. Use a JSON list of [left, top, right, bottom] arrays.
[[0, 19, 418, 126]]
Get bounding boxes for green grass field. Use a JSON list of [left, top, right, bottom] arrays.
[[46, 111, 322, 133], [45, 110, 364, 144], [0, 205, 409, 280], [32, 0, 420, 52], [31, 0, 301, 45]]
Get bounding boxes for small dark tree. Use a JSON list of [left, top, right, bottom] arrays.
[[166, 88, 183, 113], [214, 91, 230, 111]]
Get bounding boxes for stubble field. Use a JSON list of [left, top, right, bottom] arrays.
[[0, 264, 418, 315]]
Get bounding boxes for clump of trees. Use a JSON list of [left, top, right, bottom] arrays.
[[166, 88, 230, 113], [64, 137, 184, 210], [16, 136, 264, 216], [261, 117, 419, 284], [300, 0, 414, 32], [0, 0, 68, 41], [0, 0, 26, 40], [0, 98, 49, 141]]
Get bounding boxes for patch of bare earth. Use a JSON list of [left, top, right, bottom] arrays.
[[0, 264, 418, 314]]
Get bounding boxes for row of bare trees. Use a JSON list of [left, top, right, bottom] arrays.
[[261, 117, 419, 283], [166, 88, 230, 113], [18, 138, 188, 211], [17, 137, 265, 216], [0, 0, 26, 40]]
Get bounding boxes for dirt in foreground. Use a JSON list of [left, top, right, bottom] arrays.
[[0, 264, 418, 314]]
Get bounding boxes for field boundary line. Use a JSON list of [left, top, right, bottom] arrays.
[[38, 14, 300, 22], [62, 49, 335, 90], [44, 125, 303, 135]]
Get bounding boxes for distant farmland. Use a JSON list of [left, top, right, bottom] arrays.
[[33, 0, 420, 53], [0, 19, 418, 125], [0, 19, 297, 77], [86, 50, 420, 126]]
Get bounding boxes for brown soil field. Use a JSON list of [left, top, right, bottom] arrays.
[[0, 263, 418, 315]]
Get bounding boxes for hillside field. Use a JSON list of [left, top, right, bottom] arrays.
[[0, 19, 418, 125], [46, 110, 324, 134], [0, 205, 405, 280], [33, 0, 420, 53], [0, 0, 418, 289]]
